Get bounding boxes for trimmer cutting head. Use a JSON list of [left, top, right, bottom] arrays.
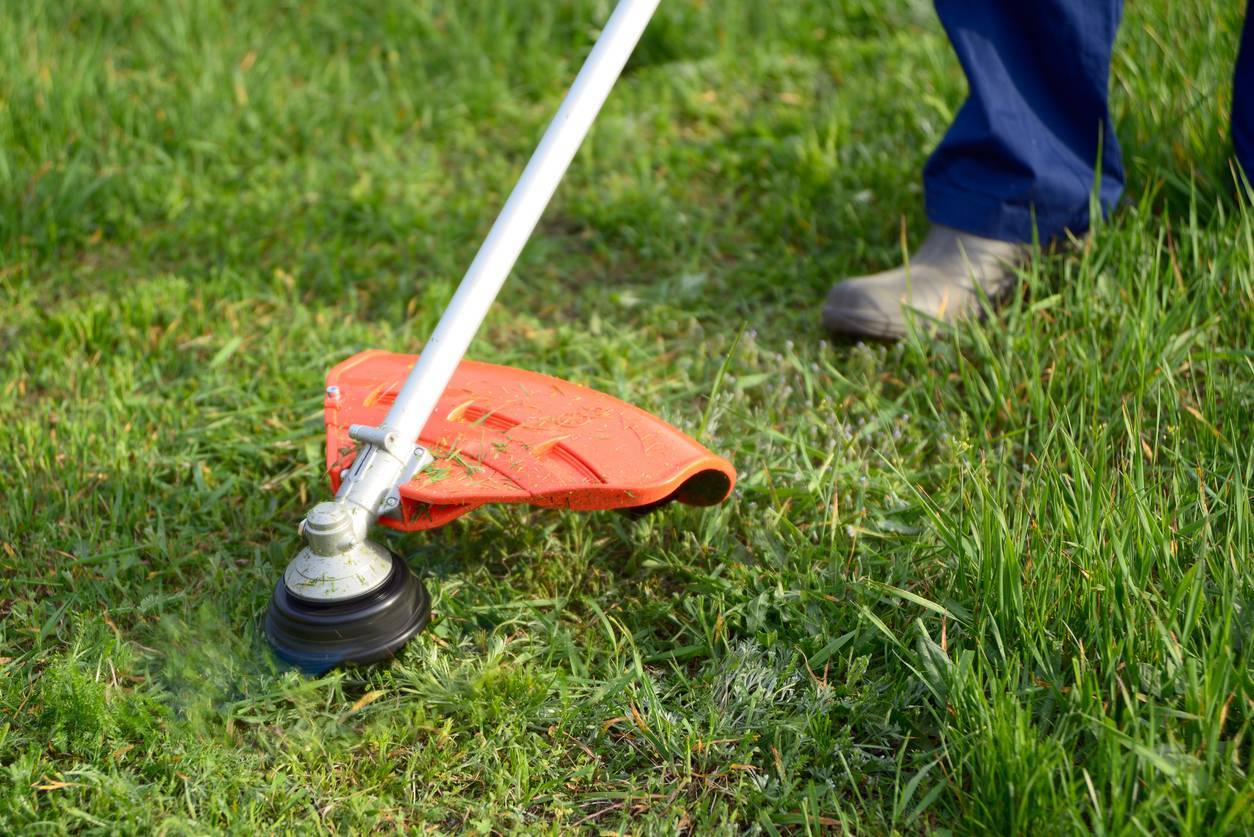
[[265, 550, 429, 673]]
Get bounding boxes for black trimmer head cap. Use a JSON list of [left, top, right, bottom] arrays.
[[264, 552, 429, 673]]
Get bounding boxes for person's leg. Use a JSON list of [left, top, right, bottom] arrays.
[[823, 0, 1124, 340], [925, 0, 1124, 244], [1233, 2, 1254, 180]]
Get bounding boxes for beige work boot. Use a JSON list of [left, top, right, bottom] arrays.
[[822, 225, 1030, 340]]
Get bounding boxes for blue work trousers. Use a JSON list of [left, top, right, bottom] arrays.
[[925, 1, 1254, 243]]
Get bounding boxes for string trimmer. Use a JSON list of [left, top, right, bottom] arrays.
[[265, 0, 735, 672]]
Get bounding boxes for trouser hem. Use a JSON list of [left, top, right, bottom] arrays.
[[924, 178, 1096, 244]]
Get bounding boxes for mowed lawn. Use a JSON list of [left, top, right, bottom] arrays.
[[2, 0, 1251, 832]]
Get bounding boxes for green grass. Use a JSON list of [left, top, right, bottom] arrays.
[[1, 0, 1251, 832]]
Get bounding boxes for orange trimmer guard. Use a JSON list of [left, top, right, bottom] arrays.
[[323, 350, 736, 532]]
